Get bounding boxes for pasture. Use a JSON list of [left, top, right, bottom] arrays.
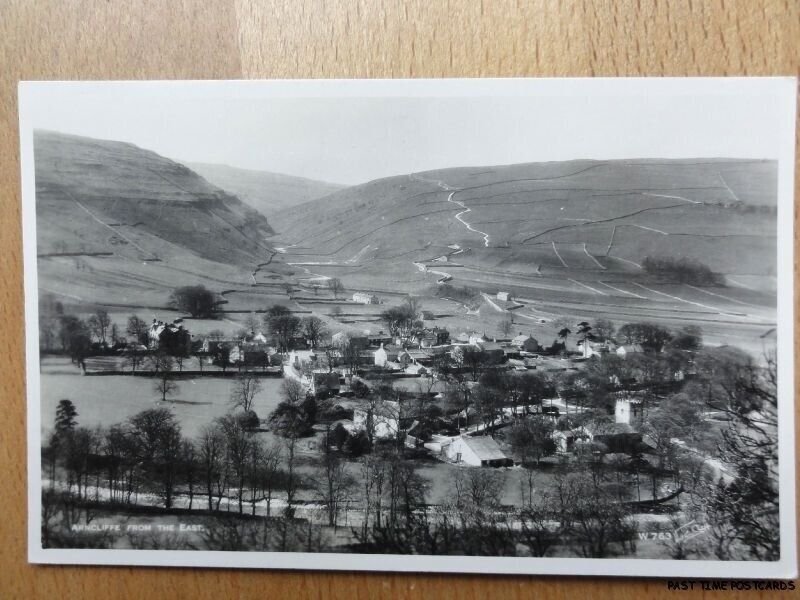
[[40, 358, 286, 440]]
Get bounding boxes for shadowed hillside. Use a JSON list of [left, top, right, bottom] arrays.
[[34, 131, 291, 310], [35, 130, 274, 266], [187, 162, 344, 216]]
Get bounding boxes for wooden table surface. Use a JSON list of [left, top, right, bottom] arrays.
[[1, 1, 797, 598]]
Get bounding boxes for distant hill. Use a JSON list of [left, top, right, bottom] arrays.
[[270, 158, 777, 279], [187, 162, 344, 216], [34, 130, 274, 266]]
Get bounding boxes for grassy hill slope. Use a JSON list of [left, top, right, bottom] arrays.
[[271, 158, 777, 278], [35, 130, 275, 266], [187, 162, 344, 216], [34, 131, 287, 310], [268, 159, 777, 350]]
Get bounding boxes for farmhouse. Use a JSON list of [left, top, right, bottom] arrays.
[[582, 340, 616, 359], [552, 426, 592, 454], [402, 349, 434, 366], [415, 327, 451, 348], [352, 292, 380, 304], [468, 332, 490, 345], [616, 344, 644, 358], [148, 319, 192, 355], [288, 349, 318, 370], [497, 291, 512, 302], [444, 436, 513, 467], [590, 422, 652, 454], [310, 371, 341, 397], [242, 331, 269, 344], [331, 332, 370, 350], [367, 331, 393, 346], [511, 333, 540, 353], [471, 341, 506, 364]]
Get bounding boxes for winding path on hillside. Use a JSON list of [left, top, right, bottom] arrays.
[[409, 174, 491, 247], [446, 191, 491, 247]]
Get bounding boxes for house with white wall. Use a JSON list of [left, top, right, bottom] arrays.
[[443, 436, 513, 467]]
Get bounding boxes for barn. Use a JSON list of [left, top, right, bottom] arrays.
[[444, 436, 513, 467]]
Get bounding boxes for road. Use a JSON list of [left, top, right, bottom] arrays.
[[410, 173, 491, 248], [446, 191, 491, 247]]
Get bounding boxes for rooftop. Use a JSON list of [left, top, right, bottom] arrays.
[[460, 435, 508, 461]]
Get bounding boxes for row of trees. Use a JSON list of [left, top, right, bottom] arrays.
[[642, 256, 725, 286], [263, 305, 328, 353], [356, 459, 638, 558], [40, 309, 120, 359], [551, 317, 701, 355], [380, 296, 422, 340]]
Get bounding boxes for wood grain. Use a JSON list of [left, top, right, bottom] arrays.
[[0, 1, 797, 598]]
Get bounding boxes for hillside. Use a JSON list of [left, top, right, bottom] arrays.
[[34, 131, 290, 309], [270, 159, 777, 277], [35, 130, 276, 265], [267, 158, 777, 349], [187, 162, 344, 215]]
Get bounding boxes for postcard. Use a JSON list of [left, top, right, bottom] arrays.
[[19, 78, 797, 577]]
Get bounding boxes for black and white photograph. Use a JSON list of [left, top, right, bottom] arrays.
[[19, 79, 796, 577]]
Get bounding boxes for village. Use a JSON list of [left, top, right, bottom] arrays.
[[34, 218, 780, 561], [63, 287, 685, 475]]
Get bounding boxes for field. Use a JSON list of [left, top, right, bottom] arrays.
[[40, 358, 286, 440]]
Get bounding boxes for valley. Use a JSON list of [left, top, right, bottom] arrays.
[[34, 131, 780, 561]]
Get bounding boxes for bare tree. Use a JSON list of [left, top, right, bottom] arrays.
[[243, 312, 260, 336], [314, 452, 355, 527], [198, 423, 227, 511], [498, 317, 514, 337], [695, 346, 779, 561], [127, 408, 183, 509], [229, 372, 263, 414], [270, 378, 311, 525], [153, 360, 179, 402], [360, 452, 387, 534], [255, 441, 282, 517], [302, 316, 327, 348], [593, 318, 616, 342], [219, 414, 253, 514], [263, 305, 301, 354], [518, 492, 560, 557], [450, 468, 505, 520], [87, 308, 111, 344], [180, 439, 197, 510], [509, 415, 556, 465], [327, 278, 344, 299]]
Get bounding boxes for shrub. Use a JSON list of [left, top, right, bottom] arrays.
[[169, 285, 218, 318], [344, 430, 372, 457]]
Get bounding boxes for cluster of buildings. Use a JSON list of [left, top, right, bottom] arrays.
[[146, 319, 192, 356], [580, 339, 644, 359], [288, 325, 544, 386], [201, 331, 277, 368], [143, 317, 280, 368]]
